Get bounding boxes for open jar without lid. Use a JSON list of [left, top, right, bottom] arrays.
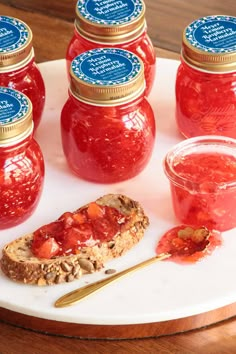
[[0, 15, 45, 131], [164, 135, 236, 231], [61, 48, 155, 183], [66, 0, 156, 95], [175, 15, 236, 139], [0, 87, 45, 229]]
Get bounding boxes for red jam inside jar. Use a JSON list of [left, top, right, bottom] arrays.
[[175, 15, 236, 139], [66, 0, 156, 96], [0, 16, 45, 132], [61, 48, 155, 183], [31, 202, 129, 259], [164, 136, 236, 232], [0, 87, 45, 229]]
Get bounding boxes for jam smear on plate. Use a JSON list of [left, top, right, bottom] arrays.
[[156, 225, 222, 263]]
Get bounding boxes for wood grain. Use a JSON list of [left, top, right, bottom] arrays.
[[1, 303, 236, 340], [0, 0, 235, 60], [0, 0, 77, 21], [0, 312, 236, 354], [0, 3, 73, 62], [145, 0, 236, 53], [0, 2, 181, 62]]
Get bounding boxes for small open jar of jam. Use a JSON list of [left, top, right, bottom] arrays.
[[61, 48, 155, 183], [66, 0, 156, 95], [164, 135, 236, 232], [0, 87, 45, 229], [175, 15, 236, 138], [0, 16, 46, 131]]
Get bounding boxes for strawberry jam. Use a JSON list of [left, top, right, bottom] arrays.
[[66, 0, 156, 96], [0, 16, 45, 131], [0, 88, 45, 229], [0, 59, 46, 132], [61, 48, 155, 183], [175, 15, 236, 138], [31, 202, 128, 259], [156, 225, 222, 263], [164, 136, 236, 231], [176, 61, 236, 138]]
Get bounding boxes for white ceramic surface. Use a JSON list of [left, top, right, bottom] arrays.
[[0, 58, 236, 326]]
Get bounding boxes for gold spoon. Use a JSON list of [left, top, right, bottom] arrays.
[[55, 253, 170, 308]]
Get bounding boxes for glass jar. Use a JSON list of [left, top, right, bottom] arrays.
[[61, 48, 156, 183], [164, 135, 236, 232], [0, 16, 46, 132], [175, 15, 236, 138], [66, 0, 156, 96], [0, 87, 45, 229]]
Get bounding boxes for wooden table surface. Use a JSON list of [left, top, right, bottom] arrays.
[[0, 1, 236, 353]]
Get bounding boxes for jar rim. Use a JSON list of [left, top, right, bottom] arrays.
[[0, 87, 33, 144], [75, 0, 146, 44], [182, 15, 236, 73], [0, 16, 33, 68], [164, 135, 236, 193], [69, 48, 145, 105]]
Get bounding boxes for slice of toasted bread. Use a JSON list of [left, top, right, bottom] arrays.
[[0, 194, 149, 286]]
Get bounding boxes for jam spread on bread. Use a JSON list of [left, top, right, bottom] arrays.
[[31, 202, 129, 259], [156, 225, 222, 263]]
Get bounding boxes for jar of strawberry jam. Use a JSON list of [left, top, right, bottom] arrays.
[[66, 0, 156, 96], [176, 15, 236, 138], [0, 87, 45, 229], [164, 135, 236, 232], [61, 48, 155, 183], [0, 16, 45, 131]]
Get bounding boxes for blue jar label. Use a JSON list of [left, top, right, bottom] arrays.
[[185, 15, 236, 53], [77, 0, 143, 25], [0, 16, 30, 53], [71, 48, 141, 85], [0, 87, 29, 124]]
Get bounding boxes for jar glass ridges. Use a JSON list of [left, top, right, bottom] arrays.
[[175, 15, 236, 139], [0, 87, 45, 229], [164, 135, 236, 231], [61, 48, 155, 183]]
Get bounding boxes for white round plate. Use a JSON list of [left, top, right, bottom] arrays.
[[0, 58, 235, 325]]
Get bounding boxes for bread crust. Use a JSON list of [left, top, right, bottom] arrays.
[[0, 194, 149, 285]]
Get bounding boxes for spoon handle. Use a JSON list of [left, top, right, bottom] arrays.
[[55, 253, 170, 308]]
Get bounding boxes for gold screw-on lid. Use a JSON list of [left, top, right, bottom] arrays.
[[75, 0, 146, 43], [0, 87, 33, 145], [182, 15, 236, 73], [70, 48, 145, 105], [0, 16, 33, 69]]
